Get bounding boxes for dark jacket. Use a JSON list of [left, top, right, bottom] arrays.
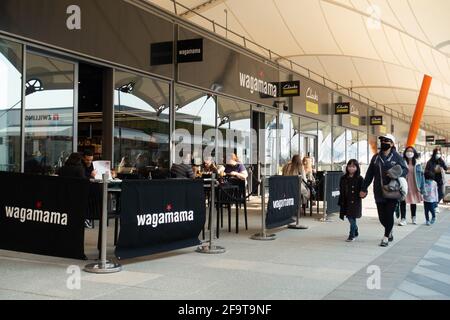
[[338, 175, 364, 219], [83, 163, 94, 179], [170, 163, 194, 179], [425, 158, 448, 186], [362, 149, 408, 203], [58, 165, 86, 179]]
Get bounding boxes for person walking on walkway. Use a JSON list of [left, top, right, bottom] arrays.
[[425, 147, 448, 212], [423, 171, 439, 226], [338, 159, 364, 242], [399, 146, 424, 226], [360, 134, 408, 247]]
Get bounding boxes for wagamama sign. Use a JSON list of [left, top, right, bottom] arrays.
[[239, 73, 277, 98]]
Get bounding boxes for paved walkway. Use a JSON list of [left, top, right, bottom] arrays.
[[1, 196, 450, 300]]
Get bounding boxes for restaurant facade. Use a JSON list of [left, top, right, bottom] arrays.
[[0, 0, 447, 180]]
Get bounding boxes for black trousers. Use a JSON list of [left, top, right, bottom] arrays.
[[400, 201, 417, 219], [376, 199, 398, 237]]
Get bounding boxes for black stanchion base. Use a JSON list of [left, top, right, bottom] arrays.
[[196, 245, 226, 254], [288, 224, 309, 230], [250, 233, 276, 241]]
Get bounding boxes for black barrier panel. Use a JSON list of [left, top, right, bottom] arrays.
[[0, 172, 88, 259], [115, 180, 206, 260], [266, 176, 298, 229], [316, 171, 342, 215]]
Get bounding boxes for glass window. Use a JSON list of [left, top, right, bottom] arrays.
[[279, 113, 299, 168], [369, 135, 378, 161], [358, 132, 368, 166], [114, 70, 170, 178], [175, 86, 216, 167], [346, 130, 359, 163], [317, 121, 332, 171], [0, 38, 22, 172], [332, 126, 346, 171], [217, 97, 252, 166], [24, 53, 75, 175]]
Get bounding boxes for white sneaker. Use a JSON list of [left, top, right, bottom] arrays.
[[412, 217, 417, 225], [398, 219, 407, 226]]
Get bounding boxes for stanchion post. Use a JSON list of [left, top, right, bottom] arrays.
[[84, 174, 122, 274], [251, 165, 276, 240], [289, 176, 309, 230], [197, 173, 226, 254], [319, 171, 332, 223]]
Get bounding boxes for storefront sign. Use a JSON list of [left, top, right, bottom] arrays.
[[435, 139, 447, 145], [116, 180, 206, 259], [370, 116, 383, 126], [335, 102, 350, 115], [279, 81, 300, 97], [239, 72, 278, 98], [379, 125, 387, 134], [177, 38, 203, 63], [266, 176, 298, 229], [305, 87, 319, 115], [350, 116, 360, 127], [0, 172, 89, 259], [151, 41, 173, 66], [426, 136, 435, 142]]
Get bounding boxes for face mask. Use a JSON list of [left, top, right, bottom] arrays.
[[380, 143, 391, 151], [436, 154, 442, 160], [406, 152, 414, 159]]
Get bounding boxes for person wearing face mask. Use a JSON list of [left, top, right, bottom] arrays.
[[425, 147, 448, 207], [338, 159, 364, 242], [398, 147, 425, 226], [360, 134, 408, 247]]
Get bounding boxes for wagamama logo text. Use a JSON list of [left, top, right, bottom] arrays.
[[239, 73, 277, 98], [4, 206, 68, 226], [273, 198, 295, 210], [137, 208, 194, 228]]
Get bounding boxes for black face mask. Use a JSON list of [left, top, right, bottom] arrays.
[[380, 143, 391, 151]]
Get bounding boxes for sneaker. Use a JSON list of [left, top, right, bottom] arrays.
[[436, 207, 440, 214], [398, 219, 407, 226], [431, 217, 436, 225], [426, 221, 431, 226], [346, 236, 355, 242], [354, 231, 359, 239], [388, 233, 394, 242], [412, 217, 417, 225], [380, 240, 389, 247]]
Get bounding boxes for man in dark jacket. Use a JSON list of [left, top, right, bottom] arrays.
[[170, 153, 195, 179], [360, 134, 408, 247]]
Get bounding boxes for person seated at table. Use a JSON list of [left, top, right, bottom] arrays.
[[82, 149, 97, 179], [170, 153, 195, 179], [201, 157, 218, 175], [224, 153, 248, 181], [58, 153, 86, 178]]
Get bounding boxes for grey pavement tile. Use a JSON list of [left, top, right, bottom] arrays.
[[398, 280, 447, 298], [405, 273, 450, 297], [389, 289, 421, 300]]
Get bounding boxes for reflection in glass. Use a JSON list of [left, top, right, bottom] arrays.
[[359, 132, 368, 165], [279, 113, 299, 169], [265, 113, 278, 177], [332, 126, 346, 171], [175, 86, 216, 168], [24, 53, 75, 175], [0, 39, 22, 172], [346, 130, 358, 163], [114, 71, 170, 178], [317, 121, 332, 171], [217, 97, 251, 166]]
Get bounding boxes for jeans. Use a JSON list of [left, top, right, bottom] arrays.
[[348, 217, 358, 238], [400, 202, 417, 219], [424, 202, 437, 222], [376, 200, 398, 238]]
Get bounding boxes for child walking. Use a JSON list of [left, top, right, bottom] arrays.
[[423, 171, 438, 226], [338, 159, 364, 242]]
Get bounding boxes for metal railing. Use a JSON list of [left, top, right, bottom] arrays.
[[143, 0, 446, 138]]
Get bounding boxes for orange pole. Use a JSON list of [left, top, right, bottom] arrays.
[[406, 75, 432, 147]]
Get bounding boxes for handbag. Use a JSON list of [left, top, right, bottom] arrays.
[[379, 165, 402, 200]]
